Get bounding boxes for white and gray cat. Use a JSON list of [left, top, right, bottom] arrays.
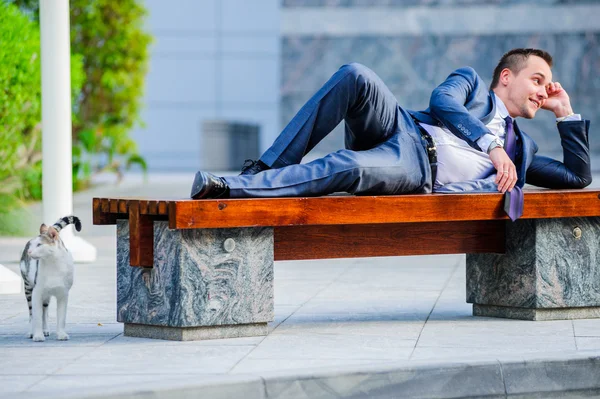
[[20, 216, 81, 342]]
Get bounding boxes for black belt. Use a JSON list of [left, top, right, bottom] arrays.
[[417, 125, 438, 186]]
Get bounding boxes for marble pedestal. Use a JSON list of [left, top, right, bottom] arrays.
[[467, 217, 600, 320], [116, 221, 274, 340]]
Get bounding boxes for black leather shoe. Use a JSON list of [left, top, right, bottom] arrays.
[[240, 159, 270, 175], [190, 171, 230, 199]]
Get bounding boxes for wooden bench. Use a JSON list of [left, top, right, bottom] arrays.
[[93, 189, 600, 340]]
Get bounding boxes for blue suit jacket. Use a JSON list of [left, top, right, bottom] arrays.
[[408, 67, 592, 192]]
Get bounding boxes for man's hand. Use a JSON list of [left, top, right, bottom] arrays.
[[542, 82, 573, 118], [489, 147, 517, 193]]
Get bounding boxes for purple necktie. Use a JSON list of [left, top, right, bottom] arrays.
[[503, 116, 524, 221]]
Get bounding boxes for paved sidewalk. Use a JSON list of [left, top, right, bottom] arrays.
[[1, 173, 600, 398]]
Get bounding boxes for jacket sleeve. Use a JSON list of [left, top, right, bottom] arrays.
[[429, 67, 492, 149], [526, 120, 592, 189]]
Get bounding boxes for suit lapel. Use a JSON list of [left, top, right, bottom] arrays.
[[481, 90, 497, 125]]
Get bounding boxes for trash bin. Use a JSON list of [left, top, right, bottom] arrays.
[[201, 120, 260, 171]]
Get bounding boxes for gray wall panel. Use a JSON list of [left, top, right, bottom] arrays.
[[280, 3, 600, 159], [131, 1, 280, 172]]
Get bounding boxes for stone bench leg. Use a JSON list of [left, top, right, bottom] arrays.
[[116, 220, 274, 340], [467, 217, 600, 320]]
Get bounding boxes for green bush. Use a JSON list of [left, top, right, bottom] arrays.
[[2, 0, 150, 213], [0, 3, 84, 211], [0, 3, 38, 204], [70, 0, 151, 187]]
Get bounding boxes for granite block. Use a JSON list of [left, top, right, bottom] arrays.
[[467, 217, 600, 316], [116, 221, 274, 331]]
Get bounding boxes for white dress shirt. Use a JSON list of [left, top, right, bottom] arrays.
[[419, 94, 581, 190]]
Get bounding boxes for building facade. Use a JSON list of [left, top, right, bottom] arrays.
[[133, 0, 599, 171]]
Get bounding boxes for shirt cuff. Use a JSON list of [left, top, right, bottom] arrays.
[[476, 134, 498, 153], [556, 114, 582, 123]]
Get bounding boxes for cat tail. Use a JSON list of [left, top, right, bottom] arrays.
[[19, 241, 36, 319], [52, 216, 82, 233]]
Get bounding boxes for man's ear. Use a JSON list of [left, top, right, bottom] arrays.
[[499, 68, 512, 87]]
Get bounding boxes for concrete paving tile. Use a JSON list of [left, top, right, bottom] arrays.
[[311, 282, 444, 301], [428, 292, 473, 320], [296, 299, 433, 320], [24, 373, 216, 392], [335, 269, 454, 291], [272, 312, 424, 339], [0, 333, 120, 347], [0, 375, 48, 396], [61, 323, 122, 334], [0, 319, 120, 336], [0, 313, 24, 323], [348, 254, 464, 269], [0, 347, 94, 375], [573, 319, 600, 337], [416, 319, 577, 350], [576, 337, 600, 350], [274, 260, 350, 281], [246, 333, 415, 361], [24, 374, 266, 399], [274, 280, 330, 306], [269, 305, 301, 332], [422, 317, 575, 335], [231, 357, 380, 374], [108, 334, 263, 347], [410, 346, 576, 361], [55, 344, 255, 375]]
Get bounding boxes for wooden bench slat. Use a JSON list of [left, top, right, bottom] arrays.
[[166, 190, 600, 229], [118, 199, 128, 214], [128, 201, 154, 268], [101, 198, 110, 214], [93, 198, 119, 225], [109, 198, 118, 214], [274, 220, 506, 260], [147, 201, 157, 215], [93, 189, 600, 229], [158, 201, 168, 215]]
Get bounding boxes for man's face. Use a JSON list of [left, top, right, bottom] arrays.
[[504, 55, 552, 119]]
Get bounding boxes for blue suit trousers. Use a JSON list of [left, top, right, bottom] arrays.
[[224, 63, 433, 197]]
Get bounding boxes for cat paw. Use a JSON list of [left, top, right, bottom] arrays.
[[43, 331, 50, 337], [56, 332, 69, 341], [32, 334, 45, 342], [27, 333, 33, 339]]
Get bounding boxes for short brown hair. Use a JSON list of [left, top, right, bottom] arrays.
[[490, 48, 553, 89]]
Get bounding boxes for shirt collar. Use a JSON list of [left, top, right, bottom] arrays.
[[494, 93, 511, 120]]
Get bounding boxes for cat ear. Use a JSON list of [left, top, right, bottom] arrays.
[[48, 226, 59, 241], [39, 224, 48, 234]]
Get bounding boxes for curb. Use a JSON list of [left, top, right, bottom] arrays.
[[14, 352, 600, 399]]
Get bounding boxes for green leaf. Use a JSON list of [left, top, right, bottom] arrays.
[[126, 154, 147, 172], [78, 129, 97, 152]]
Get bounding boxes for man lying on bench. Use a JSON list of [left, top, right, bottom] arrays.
[[190, 48, 591, 221]]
